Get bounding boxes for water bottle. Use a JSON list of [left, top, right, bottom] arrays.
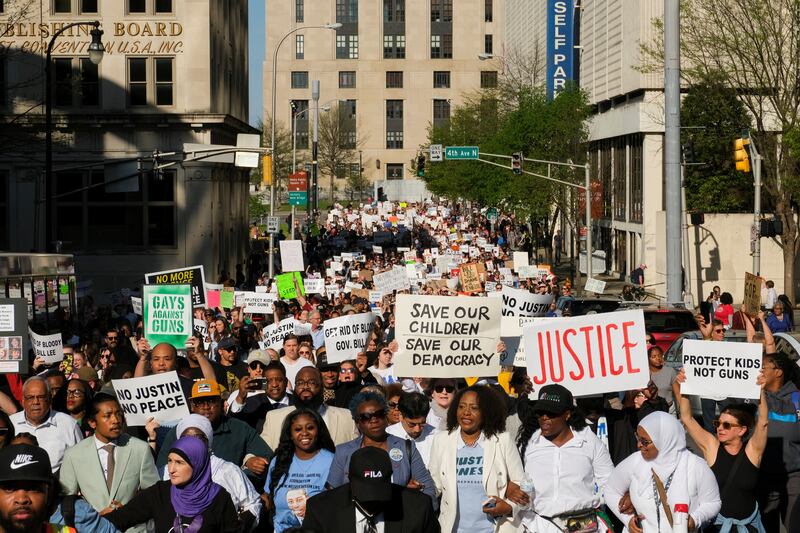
[[672, 503, 689, 533], [519, 476, 535, 510]]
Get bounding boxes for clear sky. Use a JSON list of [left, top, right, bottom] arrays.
[[249, 0, 265, 128]]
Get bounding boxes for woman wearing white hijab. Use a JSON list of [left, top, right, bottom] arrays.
[[605, 411, 721, 533]]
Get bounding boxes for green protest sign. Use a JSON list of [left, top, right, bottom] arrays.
[[276, 272, 305, 300], [220, 290, 234, 309], [143, 284, 192, 349]]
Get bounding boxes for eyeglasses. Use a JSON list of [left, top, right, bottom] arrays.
[[106, 335, 118, 341], [434, 385, 455, 394], [387, 401, 399, 409], [299, 350, 312, 355], [295, 380, 320, 388], [534, 411, 564, 419], [713, 419, 743, 430], [191, 397, 219, 407], [357, 410, 386, 423], [249, 361, 267, 370], [340, 368, 356, 374], [0, 427, 8, 436], [635, 435, 653, 447], [66, 390, 85, 398], [713, 329, 725, 334]]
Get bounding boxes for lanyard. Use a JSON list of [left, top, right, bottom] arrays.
[[651, 470, 676, 531]]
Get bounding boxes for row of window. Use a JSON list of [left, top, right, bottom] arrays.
[[294, 32, 491, 61], [24, 0, 174, 15], [291, 0, 492, 24], [290, 70, 498, 90]]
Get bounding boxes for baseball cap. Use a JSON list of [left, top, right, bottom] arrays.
[[348, 447, 393, 503], [0, 444, 52, 483], [77, 366, 99, 382], [316, 348, 339, 371], [246, 350, 271, 367], [533, 384, 574, 415], [217, 337, 237, 351], [190, 379, 223, 400]]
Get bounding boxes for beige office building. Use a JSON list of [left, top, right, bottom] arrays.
[[266, 0, 505, 188]]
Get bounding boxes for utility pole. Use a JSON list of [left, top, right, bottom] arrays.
[[312, 80, 320, 213], [751, 139, 762, 275], [664, 0, 683, 306]]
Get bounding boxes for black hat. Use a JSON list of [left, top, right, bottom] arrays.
[[217, 337, 237, 351], [533, 384, 574, 415], [316, 349, 339, 371], [348, 447, 392, 503], [0, 444, 52, 483]]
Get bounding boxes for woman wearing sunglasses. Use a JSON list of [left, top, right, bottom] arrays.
[[325, 391, 437, 505], [427, 378, 457, 430], [673, 368, 768, 533]]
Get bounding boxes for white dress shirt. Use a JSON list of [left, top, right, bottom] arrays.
[[93, 436, 115, 481], [10, 409, 83, 472], [228, 389, 291, 413], [355, 507, 384, 533], [386, 422, 436, 466]]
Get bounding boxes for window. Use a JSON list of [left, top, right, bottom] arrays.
[[128, 0, 145, 12], [128, 0, 170, 13], [386, 99, 403, 149], [339, 100, 357, 148], [54, 57, 100, 107], [128, 57, 174, 107], [386, 99, 403, 119], [339, 71, 356, 88], [442, 34, 452, 58], [296, 0, 304, 22], [155, 0, 171, 12], [384, 0, 404, 22], [613, 137, 627, 220], [336, 34, 358, 59], [485, 0, 492, 22], [433, 99, 450, 128], [291, 99, 309, 149], [480, 70, 498, 88], [433, 71, 450, 88], [430, 35, 441, 58], [386, 71, 403, 88], [53, 169, 176, 250], [630, 134, 643, 223], [291, 71, 309, 88], [431, 0, 440, 22], [485, 34, 493, 54], [443, 0, 452, 21], [295, 35, 304, 59], [336, 0, 358, 23], [387, 164, 404, 179], [383, 35, 405, 59], [54, 0, 71, 13]]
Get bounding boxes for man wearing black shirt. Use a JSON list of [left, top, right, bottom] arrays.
[[217, 337, 248, 393]]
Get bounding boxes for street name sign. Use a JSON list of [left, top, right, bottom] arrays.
[[445, 146, 479, 160]]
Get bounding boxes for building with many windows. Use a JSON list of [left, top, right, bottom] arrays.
[[266, 0, 504, 186], [0, 0, 252, 300]]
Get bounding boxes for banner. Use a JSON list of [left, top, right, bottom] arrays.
[[112, 371, 190, 426], [29, 329, 64, 365], [743, 272, 763, 315], [143, 284, 192, 349], [680, 339, 762, 400], [459, 263, 483, 293], [0, 299, 27, 373], [501, 285, 553, 316], [279, 240, 305, 272], [373, 266, 411, 294], [277, 272, 305, 300], [394, 294, 502, 378], [546, 0, 576, 100], [323, 313, 376, 363], [262, 317, 296, 350], [144, 265, 206, 308], [235, 291, 276, 314], [523, 309, 649, 396]]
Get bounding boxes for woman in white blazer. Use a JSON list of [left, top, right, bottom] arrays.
[[428, 385, 527, 533]]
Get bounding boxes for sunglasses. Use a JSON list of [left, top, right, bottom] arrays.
[[340, 368, 356, 374], [0, 427, 8, 436], [387, 401, 399, 409], [434, 385, 455, 394], [249, 361, 267, 370], [713, 419, 743, 430], [713, 329, 725, 334], [357, 410, 386, 423]]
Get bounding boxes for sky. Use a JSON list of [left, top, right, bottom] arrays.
[[249, 0, 265, 128]]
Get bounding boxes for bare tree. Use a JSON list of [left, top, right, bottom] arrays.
[[317, 106, 363, 204], [257, 116, 294, 205]]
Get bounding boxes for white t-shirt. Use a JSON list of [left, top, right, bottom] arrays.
[[280, 356, 314, 389]]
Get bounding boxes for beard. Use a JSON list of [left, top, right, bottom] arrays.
[[294, 394, 324, 411]]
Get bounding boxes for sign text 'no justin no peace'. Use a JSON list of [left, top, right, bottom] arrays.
[[501, 285, 553, 316], [394, 294, 501, 378], [112, 371, 190, 426]]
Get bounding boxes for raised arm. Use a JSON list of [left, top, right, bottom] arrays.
[[746, 375, 769, 467], [757, 311, 777, 353], [673, 369, 717, 462]]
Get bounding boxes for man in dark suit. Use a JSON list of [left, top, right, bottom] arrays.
[[229, 358, 293, 432], [303, 447, 439, 533]]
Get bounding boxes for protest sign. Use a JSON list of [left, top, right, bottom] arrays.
[[294, 322, 312, 336], [131, 296, 143, 315], [304, 278, 325, 294], [220, 289, 234, 309], [193, 319, 208, 336], [279, 240, 305, 272], [143, 284, 192, 349], [324, 313, 376, 363], [680, 339, 762, 400], [29, 329, 63, 365], [512, 252, 529, 270], [236, 291, 275, 314], [373, 245, 383, 254], [501, 285, 553, 316], [585, 278, 607, 294], [499, 316, 557, 366], [523, 310, 649, 396], [369, 290, 383, 303], [373, 266, 411, 293], [112, 371, 190, 426], [262, 317, 296, 350], [459, 263, 483, 293], [276, 272, 305, 299], [145, 265, 206, 308], [0, 299, 26, 373], [744, 272, 763, 315], [359, 269, 374, 282], [206, 290, 220, 308], [394, 294, 502, 378]]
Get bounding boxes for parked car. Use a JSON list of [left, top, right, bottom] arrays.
[[644, 308, 699, 353], [561, 298, 621, 316]]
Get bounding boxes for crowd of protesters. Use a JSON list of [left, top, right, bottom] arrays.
[[0, 199, 797, 532]]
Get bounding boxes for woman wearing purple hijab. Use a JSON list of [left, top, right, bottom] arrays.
[[105, 436, 240, 532]]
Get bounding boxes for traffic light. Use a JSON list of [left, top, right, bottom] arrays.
[[511, 152, 523, 175], [416, 155, 426, 177], [734, 138, 751, 173], [262, 154, 273, 186], [760, 217, 783, 238]]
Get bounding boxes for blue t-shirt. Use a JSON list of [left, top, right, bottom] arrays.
[[267, 449, 335, 533], [454, 442, 493, 533]]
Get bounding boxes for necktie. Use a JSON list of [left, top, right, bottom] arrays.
[[103, 444, 115, 492]]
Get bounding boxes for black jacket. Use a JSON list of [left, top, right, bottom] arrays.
[[303, 484, 439, 533], [229, 393, 294, 433]]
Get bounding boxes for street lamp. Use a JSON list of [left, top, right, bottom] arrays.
[[269, 22, 341, 278], [44, 21, 104, 252]]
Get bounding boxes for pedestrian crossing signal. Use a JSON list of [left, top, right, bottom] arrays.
[[734, 138, 750, 173]]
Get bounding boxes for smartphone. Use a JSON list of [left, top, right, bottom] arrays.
[[249, 378, 267, 390]]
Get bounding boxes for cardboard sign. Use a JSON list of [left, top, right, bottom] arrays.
[[744, 272, 763, 315], [131, 296, 143, 315], [359, 269, 374, 282], [523, 310, 649, 396], [145, 266, 206, 308], [459, 263, 483, 293], [394, 294, 502, 378], [277, 272, 305, 300], [373, 266, 411, 293], [235, 291, 276, 314], [29, 329, 63, 365], [680, 339, 762, 400], [501, 285, 553, 316], [512, 252, 529, 270], [585, 278, 607, 294], [112, 371, 190, 426], [143, 284, 192, 349], [262, 318, 296, 350], [304, 278, 325, 294], [279, 240, 305, 272], [323, 313, 376, 363]]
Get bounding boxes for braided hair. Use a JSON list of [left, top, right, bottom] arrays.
[[516, 398, 587, 466]]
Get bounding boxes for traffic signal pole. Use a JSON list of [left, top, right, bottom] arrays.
[[751, 142, 762, 275]]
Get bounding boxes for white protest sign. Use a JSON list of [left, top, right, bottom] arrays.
[[193, 319, 208, 336], [28, 329, 64, 365], [255, 285, 268, 293], [279, 240, 305, 272], [294, 321, 312, 336], [236, 291, 276, 314], [323, 313, 376, 363], [585, 278, 607, 294], [369, 290, 383, 303], [131, 296, 143, 315], [394, 294, 502, 378], [112, 371, 190, 426], [680, 339, 762, 400], [373, 266, 411, 293], [373, 245, 383, 254], [262, 317, 296, 350], [499, 316, 558, 367], [0, 306, 13, 331], [501, 285, 553, 316], [304, 278, 325, 294], [512, 252, 529, 270], [523, 310, 649, 396]]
